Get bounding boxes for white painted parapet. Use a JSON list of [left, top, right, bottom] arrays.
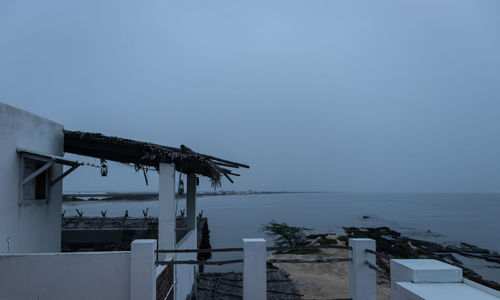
[[131, 239, 157, 300], [243, 238, 267, 300], [349, 238, 376, 300], [0, 251, 131, 300]]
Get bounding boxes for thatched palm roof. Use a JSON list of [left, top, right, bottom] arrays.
[[63, 130, 248, 186]]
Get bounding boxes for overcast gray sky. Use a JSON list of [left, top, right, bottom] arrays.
[[1, 1, 500, 193]]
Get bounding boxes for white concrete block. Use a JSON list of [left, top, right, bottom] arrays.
[[131, 239, 157, 300], [243, 238, 266, 300], [390, 259, 462, 290]]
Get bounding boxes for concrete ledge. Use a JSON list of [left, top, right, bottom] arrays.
[[390, 259, 462, 288], [394, 282, 499, 300]]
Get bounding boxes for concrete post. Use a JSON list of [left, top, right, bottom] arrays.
[[131, 239, 157, 300], [159, 163, 176, 260], [349, 238, 376, 300], [243, 238, 267, 300], [186, 174, 196, 231]]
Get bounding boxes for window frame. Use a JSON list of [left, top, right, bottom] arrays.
[[17, 148, 82, 206], [19, 154, 53, 205]]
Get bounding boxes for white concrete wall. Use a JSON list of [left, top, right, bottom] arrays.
[[175, 230, 197, 300], [0, 251, 130, 300], [0, 102, 64, 253]]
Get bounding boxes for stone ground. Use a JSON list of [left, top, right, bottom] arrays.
[[269, 235, 391, 300], [195, 269, 302, 299]]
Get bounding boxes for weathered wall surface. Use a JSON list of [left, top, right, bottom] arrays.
[[0, 251, 130, 300], [0, 102, 63, 253]]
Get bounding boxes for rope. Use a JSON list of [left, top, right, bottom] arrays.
[[365, 249, 391, 260], [268, 258, 351, 264], [365, 261, 390, 280], [156, 244, 350, 253], [156, 259, 244, 266]]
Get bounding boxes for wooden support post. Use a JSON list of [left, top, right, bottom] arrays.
[[186, 174, 196, 231]]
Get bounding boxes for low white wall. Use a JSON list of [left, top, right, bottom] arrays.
[[0, 251, 130, 300], [175, 230, 197, 300]]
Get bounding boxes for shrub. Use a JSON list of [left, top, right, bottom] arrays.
[[260, 220, 312, 248], [337, 235, 349, 244], [319, 238, 338, 245]]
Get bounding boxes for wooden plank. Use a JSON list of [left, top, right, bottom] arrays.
[[50, 164, 79, 187]]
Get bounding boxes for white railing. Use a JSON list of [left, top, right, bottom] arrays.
[[156, 237, 376, 300]]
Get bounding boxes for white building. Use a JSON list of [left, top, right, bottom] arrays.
[[1, 102, 498, 300], [0, 102, 248, 300]]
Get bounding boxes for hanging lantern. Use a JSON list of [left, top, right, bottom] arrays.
[[178, 176, 184, 196], [100, 159, 108, 176]]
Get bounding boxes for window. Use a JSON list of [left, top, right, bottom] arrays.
[[17, 148, 82, 206], [22, 158, 49, 202]]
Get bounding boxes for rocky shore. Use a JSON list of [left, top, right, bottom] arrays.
[[342, 227, 500, 290], [266, 227, 500, 299]]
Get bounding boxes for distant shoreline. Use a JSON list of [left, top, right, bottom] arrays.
[[62, 191, 309, 203]]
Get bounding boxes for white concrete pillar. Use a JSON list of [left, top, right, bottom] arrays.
[[131, 239, 157, 300], [186, 174, 196, 231], [349, 238, 376, 300], [159, 163, 176, 259], [243, 238, 267, 300]]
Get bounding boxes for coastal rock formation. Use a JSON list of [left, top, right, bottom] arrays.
[[343, 227, 500, 291]]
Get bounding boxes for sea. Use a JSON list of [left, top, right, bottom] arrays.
[[63, 192, 500, 283]]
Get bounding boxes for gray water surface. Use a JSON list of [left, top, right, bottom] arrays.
[[63, 192, 500, 282]]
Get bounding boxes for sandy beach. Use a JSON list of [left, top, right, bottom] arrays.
[[269, 235, 391, 300]]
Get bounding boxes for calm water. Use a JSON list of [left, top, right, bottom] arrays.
[[63, 192, 500, 282]]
